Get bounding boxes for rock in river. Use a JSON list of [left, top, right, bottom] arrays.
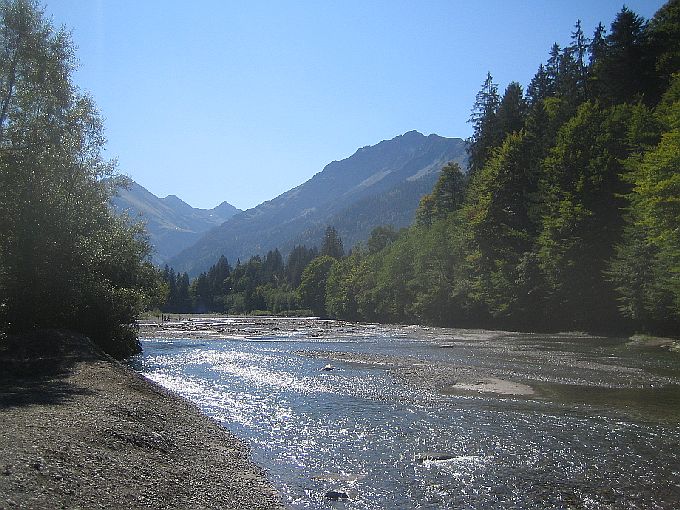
[[325, 490, 350, 501]]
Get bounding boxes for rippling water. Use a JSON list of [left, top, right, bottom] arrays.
[[130, 325, 680, 509]]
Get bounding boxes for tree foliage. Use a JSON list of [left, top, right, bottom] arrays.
[[610, 74, 680, 330], [298, 256, 336, 317], [0, 0, 159, 357], [320, 226, 345, 260]]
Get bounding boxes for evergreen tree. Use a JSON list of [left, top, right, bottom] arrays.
[[496, 82, 527, 138], [176, 272, 191, 313], [527, 64, 550, 106], [589, 22, 608, 68], [320, 226, 344, 259], [545, 43, 562, 96], [467, 72, 500, 174], [207, 255, 231, 308], [191, 272, 210, 313], [285, 245, 318, 287], [570, 20, 589, 82], [646, 0, 680, 102], [592, 7, 653, 105], [416, 162, 466, 225], [559, 21, 590, 105], [263, 249, 284, 284]]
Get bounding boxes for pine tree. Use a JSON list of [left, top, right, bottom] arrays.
[[646, 0, 680, 102], [467, 72, 500, 174], [263, 249, 284, 283], [321, 226, 344, 259], [527, 64, 550, 106], [571, 20, 589, 75], [589, 22, 608, 68], [285, 245, 318, 287], [592, 7, 653, 105], [176, 272, 191, 313], [496, 82, 527, 138], [545, 43, 562, 96]]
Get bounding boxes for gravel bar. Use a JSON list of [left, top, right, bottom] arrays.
[[0, 331, 282, 509]]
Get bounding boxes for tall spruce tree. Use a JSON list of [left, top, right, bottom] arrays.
[[593, 7, 653, 105], [285, 245, 318, 288], [496, 82, 527, 138], [527, 64, 551, 106], [467, 72, 500, 174], [321, 226, 344, 259]]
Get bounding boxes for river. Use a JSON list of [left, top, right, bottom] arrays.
[[130, 318, 680, 509]]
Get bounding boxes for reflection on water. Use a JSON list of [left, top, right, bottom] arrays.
[[131, 329, 680, 509]]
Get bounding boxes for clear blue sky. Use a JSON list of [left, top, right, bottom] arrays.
[[46, 0, 666, 210]]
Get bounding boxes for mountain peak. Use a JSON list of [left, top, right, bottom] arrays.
[[110, 181, 240, 264], [161, 194, 192, 210]]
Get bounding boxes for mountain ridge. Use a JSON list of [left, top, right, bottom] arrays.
[[169, 131, 467, 276], [111, 181, 240, 264]]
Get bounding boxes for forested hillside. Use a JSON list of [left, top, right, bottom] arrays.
[[321, 2, 680, 335]]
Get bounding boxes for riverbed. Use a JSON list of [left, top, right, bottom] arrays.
[[133, 318, 680, 509]]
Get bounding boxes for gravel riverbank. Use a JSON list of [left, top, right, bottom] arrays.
[[0, 331, 282, 509]]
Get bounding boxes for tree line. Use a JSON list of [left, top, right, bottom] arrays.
[[158, 226, 345, 316]]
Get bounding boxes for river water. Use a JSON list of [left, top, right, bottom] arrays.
[[131, 321, 680, 509]]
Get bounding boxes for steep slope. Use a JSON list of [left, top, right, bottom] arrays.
[[111, 181, 240, 264], [170, 131, 467, 275]]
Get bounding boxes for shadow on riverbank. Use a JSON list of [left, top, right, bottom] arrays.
[[0, 330, 101, 409], [0, 329, 282, 509]]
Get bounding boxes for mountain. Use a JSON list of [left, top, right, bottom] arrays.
[[111, 180, 240, 264], [169, 131, 467, 276]]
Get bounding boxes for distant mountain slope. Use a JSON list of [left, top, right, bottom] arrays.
[[169, 131, 467, 276], [111, 180, 240, 264]]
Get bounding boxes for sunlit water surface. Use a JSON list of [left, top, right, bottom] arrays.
[[130, 328, 680, 509]]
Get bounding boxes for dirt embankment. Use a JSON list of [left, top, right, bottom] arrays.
[[0, 330, 282, 510]]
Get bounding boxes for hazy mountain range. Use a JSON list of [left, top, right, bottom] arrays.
[[110, 181, 240, 264], [166, 131, 467, 276]]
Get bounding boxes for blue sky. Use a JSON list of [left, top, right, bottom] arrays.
[[47, 0, 666, 210]]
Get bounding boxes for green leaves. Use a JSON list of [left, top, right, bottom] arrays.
[[611, 80, 680, 328], [298, 255, 337, 317], [0, 0, 155, 357]]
